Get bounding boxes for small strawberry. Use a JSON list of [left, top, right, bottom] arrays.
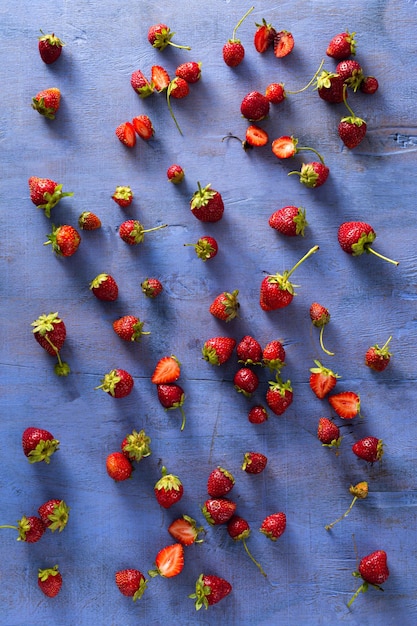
[[147, 23, 191, 51], [262, 340, 286, 371], [202, 337, 236, 366], [31, 312, 70, 376], [78, 211, 101, 230], [141, 277, 163, 298], [325, 481, 368, 530], [254, 18, 276, 53], [273, 30, 294, 58], [316, 71, 346, 103], [209, 290, 239, 322], [130, 69, 154, 97], [113, 315, 150, 342], [248, 405, 268, 424], [166, 78, 189, 134], [106, 452, 133, 481], [260, 245, 319, 310], [326, 31, 356, 60], [337, 222, 399, 265], [96, 369, 134, 398], [271, 135, 324, 162], [0, 515, 46, 543], [336, 59, 364, 91], [237, 335, 262, 365], [269, 205, 307, 237], [115, 122, 136, 148], [115, 569, 148, 601], [151, 355, 181, 384], [288, 161, 330, 188], [360, 76, 379, 94], [121, 428, 151, 463], [338, 87, 367, 149], [222, 7, 254, 67], [190, 182, 224, 222], [240, 91, 270, 121], [202, 498, 237, 525], [157, 383, 186, 431], [329, 391, 361, 419], [227, 515, 267, 576], [22, 426, 59, 464], [38, 565, 62, 597], [28, 176, 73, 218], [167, 164, 185, 184], [352, 436, 384, 464], [154, 466, 184, 508], [265, 82, 286, 103], [317, 417, 342, 449], [132, 115, 154, 141], [309, 361, 340, 399], [89, 274, 119, 301], [184, 236, 218, 261], [38, 499, 70, 532], [38, 31, 65, 64], [32, 87, 61, 119], [207, 467, 235, 498], [259, 512, 286, 541], [347, 550, 389, 607], [234, 368, 259, 397], [242, 451, 267, 474], [151, 65, 171, 92], [44, 224, 81, 257], [112, 186, 133, 207], [118, 219, 167, 245], [365, 336, 392, 372], [310, 302, 334, 356], [266, 377, 293, 415], [190, 573, 232, 609], [175, 61, 201, 84], [148, 543, 185, 579], [168, 515, 205, 546]]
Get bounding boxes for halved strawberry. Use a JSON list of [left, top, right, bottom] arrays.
[[151, 65, 170, 92], [271, 136, 296, 158], [132, 115, 154, 141], [309, 361, 340, 399], [274, 30, 294, 58], [151, 355, 181, 384], [254, 19, 276, 53], [115, 122, 136, 148], [245, 125, 269, 148], [328, 391, 361, 419], [148, 543, 184, 578], [168, 515, 205, 546]]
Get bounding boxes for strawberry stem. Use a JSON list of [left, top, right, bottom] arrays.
[[367, 247, 399, 266], [342, 84, 356, 118], [319, 326, 334, 356], [143, 224, 168, 234], [179, 407, 186, 431], [242, 539, 267, 577], [287, 59, 325, 94], [325, 496, 358, 530], [232, 6, 255, 41], [295, 146, 325, 164], [166, 84, 183, 135], [287, 245, 319, 280], [347, 581, 368, 607]]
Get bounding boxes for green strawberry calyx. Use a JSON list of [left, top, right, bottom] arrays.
[[37, 184, 73, 218], [31, 96, 58, 120], [38, 565, 60, 581], [189, 574, 213, 610], [350, 230, 377, 255], [315, 70, 338, 90], [267, 245, 319, 294], [45, 500, 70, 532], [268, 376, 292, 396], [123, 221, 168, 244], [310, 360, 340, 378], [27, 437, 60, 464], [95, 370, 122, 396], [31, 312, 61, 336], [371, 336, 393, 358], [155, 466, 182, 492], [122, 429, 152, 462], [89, 273, 110, 289], [191, 183, 217, 210], [39, 30, 65, 47]]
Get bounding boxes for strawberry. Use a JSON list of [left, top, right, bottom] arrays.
[[266, 377, 293, 415], [288, 161, 329, 188], [242, 451, 267, 474], [168, 515, 205, 545], [113, 315, 150, 342], [248, 405, 268, 424], [112, 185, 133, 207], [132, 115, 154, 141], [175, 61, 201, 84], [118, 219, 167, 245], [130, 69, 154, 97], [190, 183, 224, 222], [167, 164, 185, 184], [227, 515, 266, 576], [121, 428, 151, 462], [317, 417, 341, 448], [260, 245, 319, 310], [115, 122, 136, 148], [316, 71, 346, 103], [237, 335, 262, 365], [337, 222, 399, 265], [96, 369, 134, 398], [202, 337, 236, 366], [338, 86, 367, 148], [222, 7, 254, 67], [265, 82, 286, 103], [151, 65, 171, 92], [259, 512, 286, 541], [273, 30, 294, 57], [209, 290, 239, 321], [38, 499, 70, 532], [166, 78, 189, 134], [254, 19, 276, 53], [141, 277, 163, 298], [329, 391, 360, 419], [28, 176, 73, 218], [269, 205, 308, 237], [190, 573, 232, 609], [0, 515, 46, 543], [202, 498, 237, 525], [207, 467, 235, 498], [360, 75, 379, 94], [38, 565, 62, 597], [89, 274, 119, 301], [22, 426, 59, 463], [32, 87, 61, 119], [244, 125, 269, 148], [148, 543, 185, 579], [348, 550, 389, 607], [184, 235, 218, 261], [151, 355, 181, 384], [106, 452, 133, 481], [147, 24, 191, 51], [352, 436, 384, 463], [326, 31, 356, 60], [262, 340, 286, 371], [336, 59, 364, 91], [157, 383, 186, 431], [31, 312, 66, 357], [325, 481, 368, 530], [365, 336, 392, 371], [234, 368, 259, 397], [154, 466, 184, 508], [38, 31, 65, 64], [240, 91, 270, 121], [309, 361, 340, 399], [78, 211, 101, 230], [310, 302, 334, 356], [271, 135, 324, 162], [44, 224, 81, 257], [115, 569, 148, 601]]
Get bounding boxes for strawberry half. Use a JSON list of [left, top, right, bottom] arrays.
[[148, 543, 184, 578], [273, 30, 294, 57], [151, 355, 181, 384], [245, 125, 269, 148], [115, 122, 136, 148], [309, 361, 340, 399], [168, 515, 205, 545], [328, 391, 360, 419], [254, 19, 276, 53], [151, 65, 170, 92], [132, 115, 154, 141]]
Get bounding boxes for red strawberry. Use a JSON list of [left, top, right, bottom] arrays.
[[38, 499, 70, 532], [22, 426, 59, 464], [184, 236, 218, 261], [31, 312, 66, 357], [112, 185, 133, 207], [0, 515, 46, 543], [38, 31, 65, 64], [118, 219, 167, 245], [325, 481, 368, 530], [130, 69, 154, 97], [262, 340, 286, 371], [338, 89, 367, 149], [89, 274, 119, 301], [96, 369, 134, 398], [242, 451, 267, 474], [202, 498, 237, 525], [141, 277, 163, 298], [317, 417, 342, 448], [329, 391, 360, 419], [227, 515, 266, 576], [190, 182, 224, 222], [288, 161, 329, 188], [265, 82, 286, 103], [310, 302, 334, 356], [106, 452, 133, 481], [113, 315, 150, 343], [78, 211, 101, 230], [151, 65, 171, 92], [32, 87, 61, 119], [167, 77, 189, 99], [115, 569, 148, 601], [38, 565, 62, 597], [44, 224, 81, 257], [336, 59, 364, 91], [273, 30, 294, 58], [190, 573, 232, 609], [254, 19, 276, 53], [360, 76, 379, 94], [234, 368, 259, 397], [207, 467, 235, 497], [147, 23, 191, 51], [352, 436, 384, 463], [309, 361, 340, 399], [148, 543, 185, 579], [269, 205, 308, 237], [260, 245, 319, 310], [266, 377, 293, 415], [154, 466, 184, 508], [271, 135, 324, 161], [121, 428, 151, 462], [168, 515, 205, 545], [316, 71, 346, 103], [28, 176, 73, 218], [240, 91, 270, 121], [209, 289, 239, 322], [337, 222, 398, 265], [202, 337, 236, 366], [157, 383, 186, 431], [175, 61, 201, 84], [132, 115, 154, 141], [222, 7, 254, 67], [115, 122, 136, 148], [151, 355, 181, 384], [348, 550, 389, 607], [167, 164, 185, 184], [326, 31, 356, 60], [245, 125, 269, 148], [365, 336, 392, 371], [237, 335, 262, 365], [259, 512, 286, 541], [248, 405, 268, 424]]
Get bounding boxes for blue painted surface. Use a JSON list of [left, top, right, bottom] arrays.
[[1, 0, 417, 624]]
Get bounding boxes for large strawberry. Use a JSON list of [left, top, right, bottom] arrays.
[[190, 573, 232, 609], [259, 512, 286, 541], [309, 361, 340, 399], [96, 369, 134, 398], [222, 7, 254, 67], [148, 543, 184, 578], [266, 377, 293, 415], [0, 515, 46, 543], [89, 274, 119, 301], [310, 302, 334, 356], [202, 498, 236, 525], [207, 467, 235, 497], [209, 290, 239, 321], [106, 452, 133, 481], [32, 88, 61, 119], [175, 61, 201, 84], [240, 91, 270, 121], [38, 31, 65, 64], [269, 205, 307, 237], [202, 337, 236, 366], [316, 71, 346, 103], [237, 335, 262, 365], [325, 481, 368, 530], [22, 426, 59, 464], [38, 499, 70, 532], [154, 466, 184, 508], [147, 24, 191, 51], [38, 565, 63, 597], [227, 515, 266, 577], [113, 316, 150, 342], [115, 569, 148, 601], [326, 31, 356, 59], [44, 224, 81, 257], [337, 222, 399, 265], [157, 383, 186, 431], [365, 336, 392, 371], [352, 436, 384, 463], [28, 176, 73, 218], [347, 550, 389, 607], [336, 59, 364, 91], [190, 183, 224, 222], [31, 312, 66, 357]]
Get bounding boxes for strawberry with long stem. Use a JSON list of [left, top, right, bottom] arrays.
[[222, 6, 255, 67], [272, 135, 325, 161], [338, 222, 399, 266], [338, 85, 367, 149], [325, 482, 368, 530], [265, 59, 324, 103], [227, 515, 267, 577]]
